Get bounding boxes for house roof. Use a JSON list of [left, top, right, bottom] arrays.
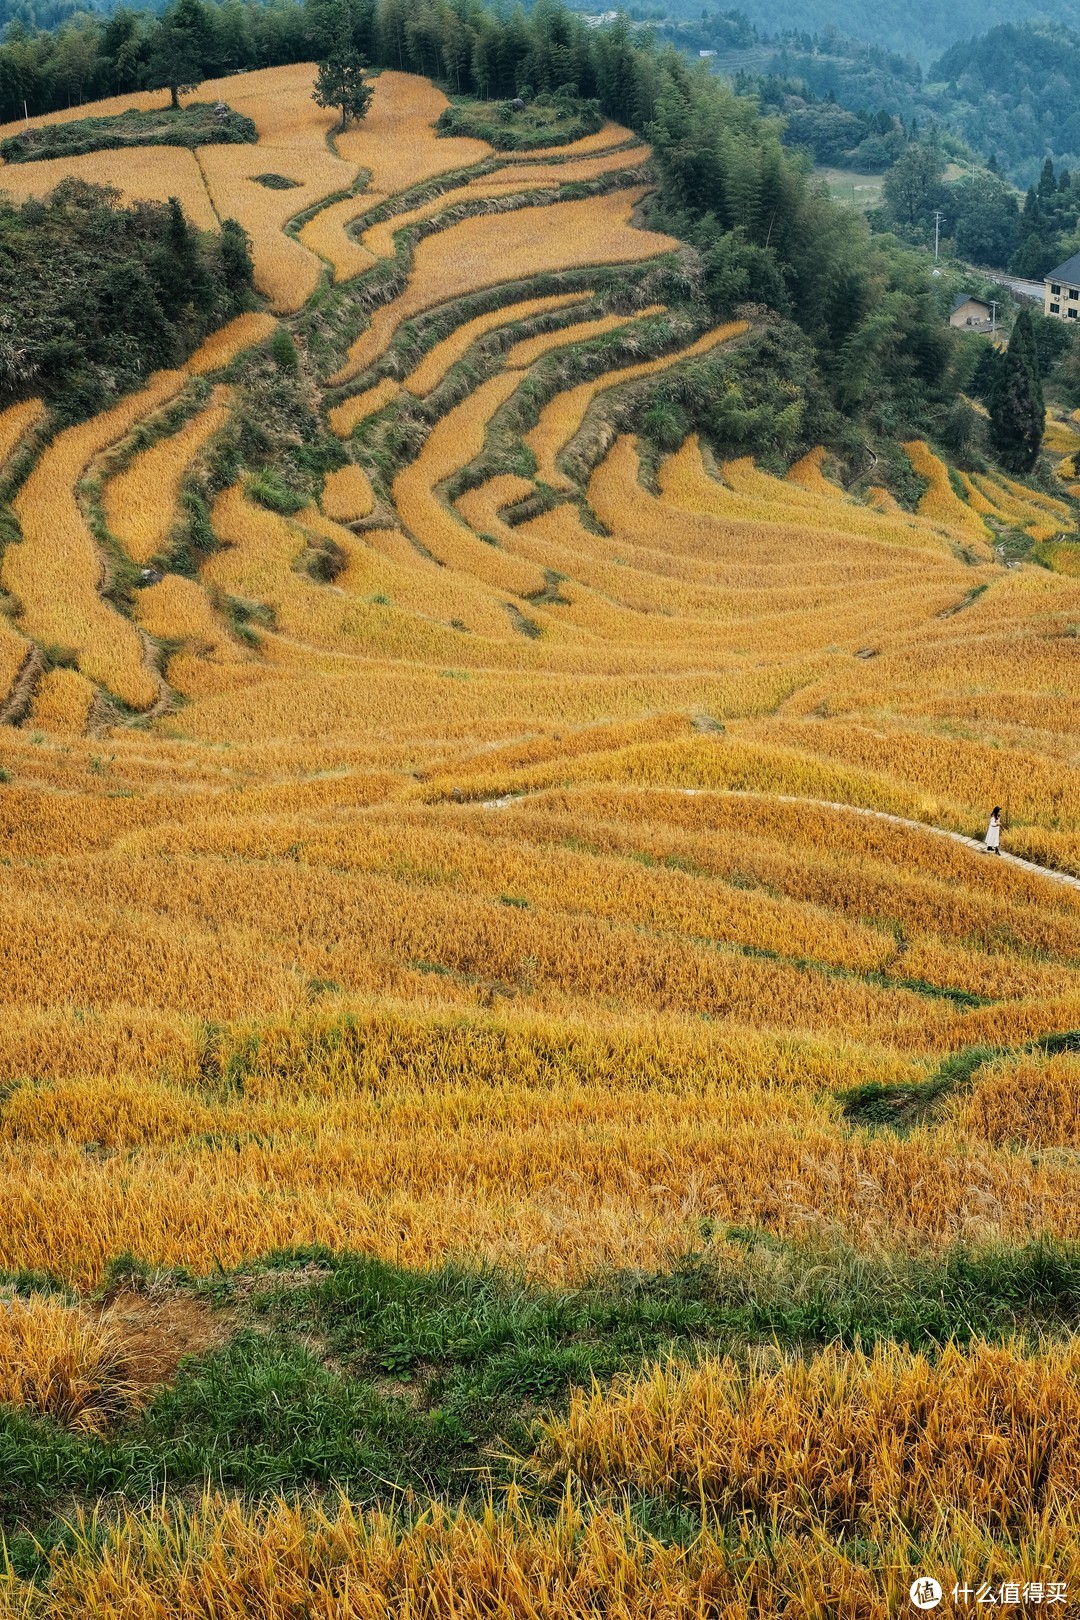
[[1046, 251, 1080, 284], [951, 293, 990, 313]]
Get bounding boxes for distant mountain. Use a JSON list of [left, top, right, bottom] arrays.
[[1, 0, 101, 28], [930, 24, 1080, 176], [638, 11, 1080, 183], [653, 0, 1080, 63]]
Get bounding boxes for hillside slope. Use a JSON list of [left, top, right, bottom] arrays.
[[1, 61, 1080, 1616]]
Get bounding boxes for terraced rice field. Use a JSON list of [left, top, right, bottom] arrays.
[[2, 63, 1080, 1618]]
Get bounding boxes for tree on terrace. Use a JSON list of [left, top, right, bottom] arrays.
[[148, 0, 208, 109], [312, 23, 372, 131]]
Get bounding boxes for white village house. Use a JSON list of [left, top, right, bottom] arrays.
[[1044, 251, 1080, 321]]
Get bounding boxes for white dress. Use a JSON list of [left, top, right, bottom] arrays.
[[985, 818, 1000, 850]]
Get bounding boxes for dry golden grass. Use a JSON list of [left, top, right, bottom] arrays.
[[1034, 538, 1080, 577], [968, 470, 1072, 542], [958, 469, 998, 515], [784, 444, 838, 495], [996, 474, 1071, 519], [4, 369, 184, 709], [1043, 410, 1079, 454], [104, 386, 233, 565], [206, 483, 514, 647], [471, 145, 650, 189], [660, 438, 957, 557], [168, 66, 362, 311], [393, 371, 548, 596], [330, 189, 677, 383], [0, 145, 218, 230], [133, 573, 241, 664], [532, 1338, 1080, 1540], [186, 313, 277, 375], [297, 192, 380, 282], [526, 321, 747, 487], [500, 120, 637, 160], [573, 437, 974, 655], [954, 1050, 1080, 1147], [360, 181, 566, 261], [327, 377, 401, 438], [28, 668, 97, 734], [903, 438, 993, 546], [5, 83, 1080, 1609], [6, 1488, 1051, 1620], [329, 522, 510, 628], [0, 1291, 129, 1431], [334, 70, 491, 195], [753, 712, 1080, 831], [360, 136, 651, 258], [454, 472, 536, 533], [197, 148, 346, 312], [402, 293, 590, 395], [320, 461, 375, 521], [3, 994, 1080, 1287], [0, 397, 45, 466]]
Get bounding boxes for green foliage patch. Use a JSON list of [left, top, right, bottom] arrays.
[[0, 102, 255, 165], [436, 91, 604, 151], [4, 1236, 1080, 1570], [0, 184, 255, 419]]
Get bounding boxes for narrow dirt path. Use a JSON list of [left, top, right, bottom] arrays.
[[720, 792, 1080, 895], [478, 784, 1080, 894]]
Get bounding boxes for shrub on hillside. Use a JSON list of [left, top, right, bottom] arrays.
[[0, 182, 255, 420]]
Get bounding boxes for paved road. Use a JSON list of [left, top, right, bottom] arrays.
[[985, 274, 1044, 305]]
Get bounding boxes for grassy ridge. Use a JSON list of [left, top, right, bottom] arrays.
[[4, 1235, 1080, 1574], [1, 104, 256, 164]]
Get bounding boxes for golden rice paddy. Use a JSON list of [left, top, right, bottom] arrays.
[[330, 189, 678, 382], [103, 386, 233, 565], [0, 398, 45, 467]]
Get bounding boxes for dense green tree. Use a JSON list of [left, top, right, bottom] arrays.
[[147, 0, 209, 109], [882, 139, 946, 228], [100, 8, 146, 96], [218, 217, 254, 293], [312, 48, 372, 128], [953, 174, 1018, 267], [988, 310, 1045, 472], [1029, 310, 1074, 377], [1006, 306, 1045, 417], [931, 24, 1080, 181], [150, 195, 210, 318], [312, 4, 373, 133]]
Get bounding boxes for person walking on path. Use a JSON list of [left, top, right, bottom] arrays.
[[985, 806, 1001, 854]]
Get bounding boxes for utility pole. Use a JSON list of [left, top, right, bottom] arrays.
[[933, 210, 944, 261], [989, 299, 998, 339]]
